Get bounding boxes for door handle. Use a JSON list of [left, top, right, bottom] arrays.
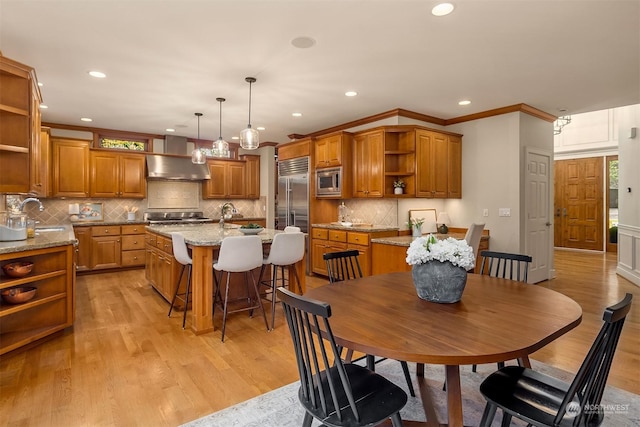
[[555, 208, 561, 217], [563, 208, 568, 217], [546, 222, 552, 226]]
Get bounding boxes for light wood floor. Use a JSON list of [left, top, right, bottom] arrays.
[[0, 250, 638, 426]]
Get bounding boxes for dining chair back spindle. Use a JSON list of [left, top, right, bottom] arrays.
[[323, 249, 362, 284], [277, 287, 408, 427], [479, 293, 633, 427], [479, 250, 533, 283]]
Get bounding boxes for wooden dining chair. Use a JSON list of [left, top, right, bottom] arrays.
[[322, 249, 415, 397], [277, 287, 408, 427], [479, 293, 633, 427], [474, 250, 534, 373], [479, 250, 533, 282]]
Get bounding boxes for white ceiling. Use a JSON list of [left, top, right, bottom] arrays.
[[1, 0, 638, 144]]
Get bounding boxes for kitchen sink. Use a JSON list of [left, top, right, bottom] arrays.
[[35, 226, 66, 232]]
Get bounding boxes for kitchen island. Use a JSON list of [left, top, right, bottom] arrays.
[[0, 225, 76, 355], [145, 224, 305, 334]]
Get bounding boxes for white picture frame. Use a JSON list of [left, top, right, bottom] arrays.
[[409, 209, 437, 234]]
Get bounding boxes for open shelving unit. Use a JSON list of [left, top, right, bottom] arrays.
[[0, 245, 75, 355], [383, 128, 416, 197]]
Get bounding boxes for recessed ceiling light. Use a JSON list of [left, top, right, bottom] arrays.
[[345, 91, 358, 97], [40, 104, 48, 109], [257, 126, 265, 131], [291, 36, 316, 49], [166, 128, 175, 132], [458, 100, 471, 106], [80, 117, 93, 122], [88, 70, 106, 78], [292, 112, 303, 117], [432, 2, 454, 16], [231, 136, 239, 140]]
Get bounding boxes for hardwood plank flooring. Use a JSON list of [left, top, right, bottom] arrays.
[[0, 250, 638, 426]]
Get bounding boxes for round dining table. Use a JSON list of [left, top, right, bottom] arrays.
[[304, 271, 583, 427]]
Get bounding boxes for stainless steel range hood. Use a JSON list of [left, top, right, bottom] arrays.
[[146, 154, 211, 180]]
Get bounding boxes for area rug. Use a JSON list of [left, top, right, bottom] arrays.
[[183, 360, 640, 427]]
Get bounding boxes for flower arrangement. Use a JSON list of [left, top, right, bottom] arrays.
[[406, 234, 475, 270], [406, 217, 424, 229], [393, 179, 406, 189]]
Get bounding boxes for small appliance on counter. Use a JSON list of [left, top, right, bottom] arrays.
[[0, 212, 28, 241]]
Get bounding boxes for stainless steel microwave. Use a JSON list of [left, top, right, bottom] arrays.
[[316, 167, 342, 197]]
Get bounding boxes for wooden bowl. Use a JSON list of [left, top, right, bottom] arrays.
[[2, 261, 34, 278], [1, 286, 37, 304]]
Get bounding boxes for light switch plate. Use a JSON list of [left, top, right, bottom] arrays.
[[499, 208, 511, 217], [483, 209, 489, 217]]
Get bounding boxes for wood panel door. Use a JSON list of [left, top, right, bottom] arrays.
[[51, 138, 90, 197], [352, 130, 383, 198], [119, 153, 146, 198], [416, 130, 448, 198], [554, 157, 604, 250]]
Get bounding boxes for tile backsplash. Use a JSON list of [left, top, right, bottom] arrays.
[[5, 193, 264, 225]]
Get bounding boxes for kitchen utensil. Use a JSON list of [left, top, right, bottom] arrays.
[[1, 286, 37, 304], [2, 261, 34, 277]]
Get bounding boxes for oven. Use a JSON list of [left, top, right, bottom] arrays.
[[144, 211, 214, 225], [316, 167, 342, 197]]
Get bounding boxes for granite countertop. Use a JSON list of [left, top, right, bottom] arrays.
[[0, 224, 76, 255], [371, 232, 489, 247], [312, 223, 400, 232], [72, 220, 148, 227], [146, 223, 280, 246]]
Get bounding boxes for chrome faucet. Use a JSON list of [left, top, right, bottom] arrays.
[[19, 197, 45, 212], [219, 202, 236, 227]]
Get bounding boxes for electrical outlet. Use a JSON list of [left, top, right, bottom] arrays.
[[499, 208, 511, 217], [483, 209, 489, 217]]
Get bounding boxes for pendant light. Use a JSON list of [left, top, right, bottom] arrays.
[[191, 112, 206, 164], [213, 97, 230, 158], [239, 77, 259, 150]]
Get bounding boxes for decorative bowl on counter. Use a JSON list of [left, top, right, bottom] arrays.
[[1, 286, 37, 304], [238, 227, 264, 235], [2, 261, 34, 278]]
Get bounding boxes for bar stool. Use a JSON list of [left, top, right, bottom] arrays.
[[213, 235, 269, 342], [257, 231, 305, 330], [167, 232, 193, 329]]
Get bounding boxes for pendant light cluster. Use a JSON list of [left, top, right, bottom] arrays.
[[190, 76, 259, 164], [191, 112, 206, 164], [239, 77, 259, 150]]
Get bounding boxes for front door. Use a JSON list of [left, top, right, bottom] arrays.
[[554, 157, 604, 250], [525, 148, 552, 283]]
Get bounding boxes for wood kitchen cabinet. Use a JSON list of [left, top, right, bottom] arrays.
[[203, 159, 246, 199], [90, 226, 121, 270], [415, 129, 462, 198], [74, 226, 92, 272], [241, 154, 260, 199], [51, 138, 90, 198], [90, 150, 146, 198], [311, 227, 397, 277], [145, 230, 181, 302], [30, 126, 50, 196], [74, 224, 145, 273], [314, 131, 352, 168], [352, 129, 384, 198], [0, 54, 42, 194], [0, 244, 75, 355]]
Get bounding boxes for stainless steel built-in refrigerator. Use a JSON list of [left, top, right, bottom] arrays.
[[277, 156, 309, 233]]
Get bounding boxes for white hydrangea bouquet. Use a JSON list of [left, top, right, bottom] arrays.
[[406, 234, 475, 270]]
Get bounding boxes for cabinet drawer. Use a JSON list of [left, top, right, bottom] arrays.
[[347, 232, 369, 246], [92, 225, 120, 236], [122, 235, 145, 250], [122, 249, 145, 266], [312, 228, 328, 239], [328, 230, 347, 243], [121, 224, 145, 235], [156, 236, 173, 254], [146, 233, 157, 246]]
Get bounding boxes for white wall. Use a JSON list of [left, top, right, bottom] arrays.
[[446, 113, 524, 252], [616, 104, 640, 285]]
